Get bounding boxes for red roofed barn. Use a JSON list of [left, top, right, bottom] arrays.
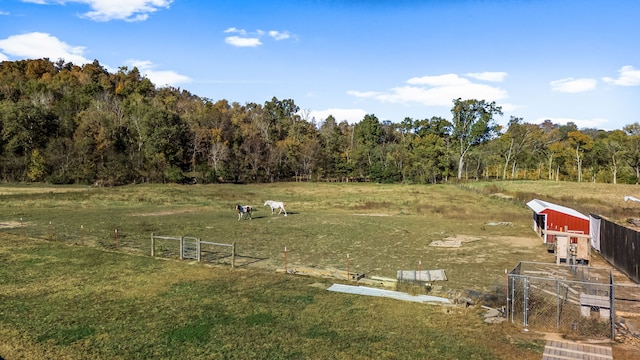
[[526, 199, 590, 244]]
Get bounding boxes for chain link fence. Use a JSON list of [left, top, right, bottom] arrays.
[[506, 261, 614, 339]]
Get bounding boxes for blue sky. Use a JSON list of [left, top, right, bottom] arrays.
[[0, 0, 639, 130]]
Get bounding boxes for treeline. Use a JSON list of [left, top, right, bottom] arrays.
[[1, 58, 639, 185]]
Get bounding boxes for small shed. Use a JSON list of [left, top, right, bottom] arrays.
[[526, 199, 590, 245]]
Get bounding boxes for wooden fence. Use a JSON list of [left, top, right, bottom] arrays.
[[590, 214, 640, 283]]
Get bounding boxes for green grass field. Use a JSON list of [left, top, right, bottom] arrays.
[[1, 233, 549, 359], [0, 182, 549, 293], [0, 181, 637, 359]]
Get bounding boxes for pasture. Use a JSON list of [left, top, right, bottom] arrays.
[[0, 181, 638, 359], [0, 182, 548, 293]]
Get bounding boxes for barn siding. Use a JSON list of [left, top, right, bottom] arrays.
[[527, 199, 590, 244], [543, 210, 590, 234]]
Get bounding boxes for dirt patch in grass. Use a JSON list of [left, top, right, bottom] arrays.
[[132, 209, 197, 217], [353, 213, 392, 217], [430, 235, 481, 247], [0, 187, 88, 196], [492, 235, 540, 248], [444, 234, 482, 242], [491, 193, 514, 200], [0, 221, 23, 228]]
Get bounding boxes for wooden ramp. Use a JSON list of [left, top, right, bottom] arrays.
[[542, 340, 612, 360]]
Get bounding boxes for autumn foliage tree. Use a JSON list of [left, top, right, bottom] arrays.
[[0, 58, 635, 185]]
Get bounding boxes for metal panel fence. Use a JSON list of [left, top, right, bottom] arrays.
[[506, 262, 614, 339], [591, 214, 640, 283], [150, 234, 236, 267]]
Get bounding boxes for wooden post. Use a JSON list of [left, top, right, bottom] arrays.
[[151, 233, 155, 257], [232, 242, 236, 268], [346, 254, 350, 280], [80, 225, 84, 245], [418, 260, 422, 281], [20, 217, 24, 237], [284, 246, 288, 272], [179, 236, 184, 260], [114, 229, 118, 251], [48, 221, 53, 241], [197, 238, 201, 262], [504, 269, 508, 300]]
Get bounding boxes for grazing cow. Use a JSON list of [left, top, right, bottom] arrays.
[[236, 204, 253, 220], [264, 200, 287, 216]]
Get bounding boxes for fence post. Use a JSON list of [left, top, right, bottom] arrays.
[[231, 242, 236, 268], [503, 269, 507, 301], [284, 246, 288, 272], [346, 254, 350, 280], [610, 273, 615, 339], [151, 233, 155, 257], [114, 229, 119, 251], [556, 279, 560, 329], [505, 273, 510, 321], [510, 276, 515, 322], [523, 277, 529, 329], [197, 238, 201, 262], [179, 236, 184, 260]]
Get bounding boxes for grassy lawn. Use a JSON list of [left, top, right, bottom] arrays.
[[0, 181, 636, 359], [462, 180, 640, 222], [0, 233, 545, 359], [0, 182, 550, 293]]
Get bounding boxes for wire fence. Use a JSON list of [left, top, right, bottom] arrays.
[[506, 262, 614, 339], [5, 219, 639, 329], [0, 220, 243, 267]]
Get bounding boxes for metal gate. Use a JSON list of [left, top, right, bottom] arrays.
[[182, 236, 199, 260]]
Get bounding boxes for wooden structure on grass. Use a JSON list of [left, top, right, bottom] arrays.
[[277, 266, 398, 288], [542, 228, 592, 265], [526, 199, 590, 248]]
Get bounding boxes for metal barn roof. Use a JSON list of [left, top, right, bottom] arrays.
[[526, 199, 589, 220]]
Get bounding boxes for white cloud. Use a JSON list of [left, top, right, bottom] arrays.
[[269, 30, 291, 41], [0, 10, 10, 15], [550, 77, 597, 93], [309, 108, 368, 125], [349, 73, 508, 107], [25, 0, 172, 22], [224, 27, 295, 47], [224, 27, 246, 35], [465, 71, 508, 82], [407, 73, 470, 87], [23, 0, 173, 22], [0, 52, 8, 61], [499, 103, 518, 113], [225, 36, 262, 48], [348, 90, 384, 98], [532, 117, 609, 129], [126, 59, 191, 87], [603, 65, 640, 86], [0, 32, 90, 64]]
